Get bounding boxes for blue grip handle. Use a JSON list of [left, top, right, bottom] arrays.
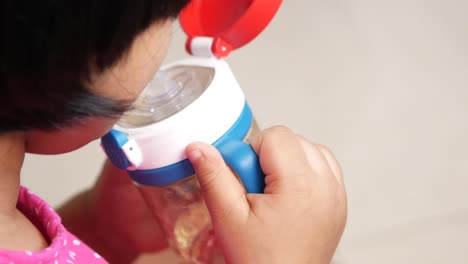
[[216, 139, 265, 194]]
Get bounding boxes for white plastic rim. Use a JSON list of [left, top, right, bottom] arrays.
[[113, 57, 246, 170]]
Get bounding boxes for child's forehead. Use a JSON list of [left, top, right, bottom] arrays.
[[89, 21, 173, 102]]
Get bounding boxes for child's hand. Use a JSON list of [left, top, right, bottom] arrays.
[[88, 161, 168, 260], [186, 126, 347, 264], [59, 160, 168, 264]]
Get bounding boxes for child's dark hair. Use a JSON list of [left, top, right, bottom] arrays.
[[0, 0, 189, 132]]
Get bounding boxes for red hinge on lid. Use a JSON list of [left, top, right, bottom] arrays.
[[186, 37, 233, 58]]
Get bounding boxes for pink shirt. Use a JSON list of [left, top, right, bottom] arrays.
[[0, 187, 108, 264]]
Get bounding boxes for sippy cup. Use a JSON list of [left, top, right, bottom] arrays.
[[101, 0, 282, 262]]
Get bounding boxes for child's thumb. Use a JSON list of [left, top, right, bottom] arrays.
[[186, 142, 250, 224]]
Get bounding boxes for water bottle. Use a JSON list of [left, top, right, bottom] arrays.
[[101, 0, 282, 262]]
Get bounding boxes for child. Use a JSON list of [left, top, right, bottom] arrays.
[[0, 0, 347, 263]]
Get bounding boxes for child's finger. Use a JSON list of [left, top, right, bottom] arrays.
[[249, 126, 313, 194], [296, 135, 343, 184], [186, 142, 250, 224], [315, 144, 344, 185]]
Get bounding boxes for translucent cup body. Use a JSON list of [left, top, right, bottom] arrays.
[[137, 121, 260, 263]]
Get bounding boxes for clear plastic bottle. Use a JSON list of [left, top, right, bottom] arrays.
[[99, 0, 283, 261], [116, 65, 260, 263], [137, 121, 259, 263]]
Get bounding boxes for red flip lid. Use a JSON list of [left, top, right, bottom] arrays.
[[179, 0, 282, 57]]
